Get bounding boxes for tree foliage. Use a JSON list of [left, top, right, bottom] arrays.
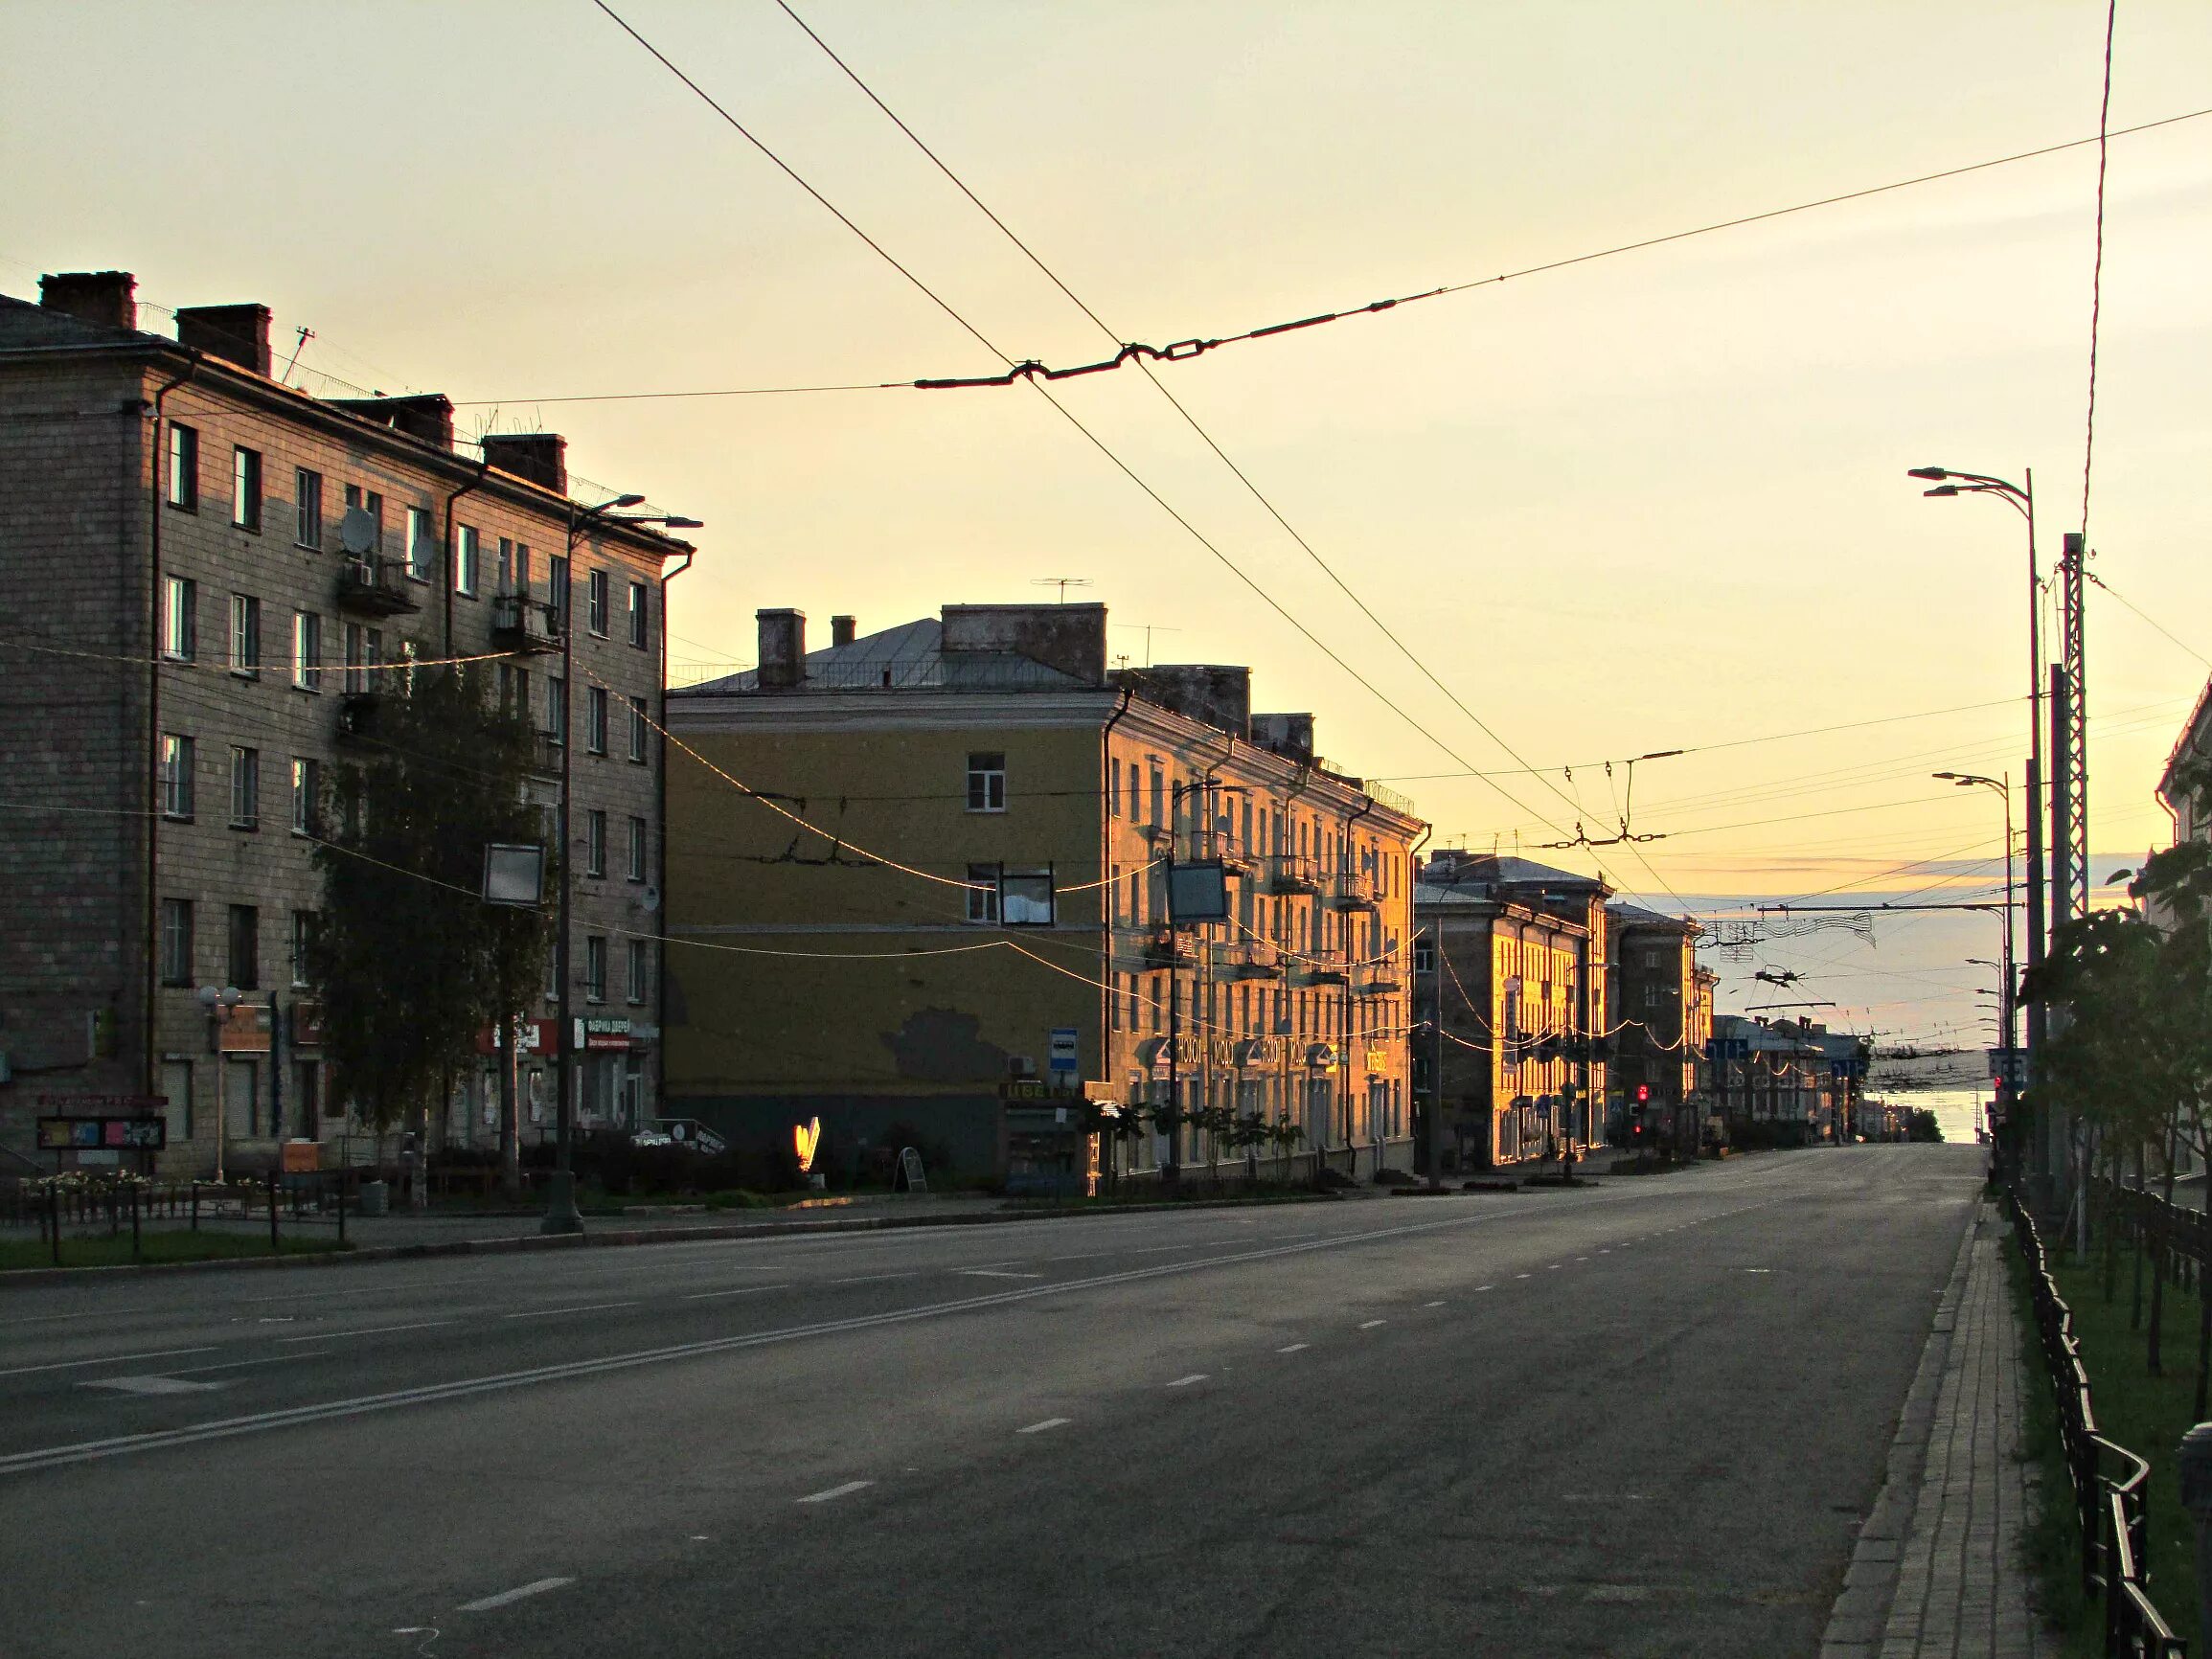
[[306, 668, 552, 1136]]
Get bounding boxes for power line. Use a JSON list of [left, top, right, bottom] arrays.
[[2081, 0, 2119, 540]]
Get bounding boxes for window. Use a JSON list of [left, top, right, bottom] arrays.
[[342, 485, 383, 553], [1414, 936, 1435, 977], [627, 580, 648, 648], [455, 525, 479, 596], [627, 695, 649, 762], [160, 898, 193, 986], [403, 507, 432, 581], [584, 936, 607, 1003], [1002, 867, 1055, 926], [627, 815, 648, 882], [162, 1059, 194, 1143], [586, 809, 606, 877], [965, 863, 1000, 925], [227, 903, 260, 989], [232, 446, 262, 532], [543, 943, 559, 1003], [229, 594, 261, 676], [495, 537, 525, 596], [627, 939, 649, 1004], [967, 752, 1006, 813], [291, 611, 322, 692], [159, 733, 194, 819], [545, 676, 566, 742], [290, 910, 315, 988], [228, 745, 259, 830], [295, 1060, 324, 1124], [585, 686, 607, 755], [290, 758, 319, 836], [162, 576, 195, 660], [498, 661, 529, 718], [587, 569, 608, 636], [344, 623, 366, 694], [295, 468, 323, 548], [549, 555, 570, 626], [167, 423, 198, 511]]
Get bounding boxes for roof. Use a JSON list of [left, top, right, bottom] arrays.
[[675, 616, 1094, 696], [1606, 900, 1701, 936], [1434, 853, 1608, 892]]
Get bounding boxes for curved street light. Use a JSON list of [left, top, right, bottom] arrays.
[[1932, 771, 2016, 1057]]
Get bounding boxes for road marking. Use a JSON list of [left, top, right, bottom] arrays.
[[1745, 1267, 1772, 1274], [1358, 1319, 1386, 1329], [1126, 1244, 1194, 1254], [958, 1270, 1042, 1280], [1016, 1418, 1070, 1435], [458, 1577, 573, 1612], [1515, 1273, 1532, 1280], [0, 1346, 217, 1379], [1546, 1264, 1562, 1270], [0, 1195, 1646, 1478], [1166, 1374, 1208, 1388], [277, 1322, 454, 1344], [0, 1309, 116, 1329], [684, 1284, 794, 1300], [502, 1302, 640, 1320], [1598, 1249, 1610, 1254], [81, 1375, 223, 1396], [172, 1352, 328, 1375], [1474, 1284, 1494, 1292], [797, 1480, 872, 1504], [827, 1273, 916, 1284], [1424, 1300, 1445, 1307], [1276, 1343, 1310, 1353], [1575, 1256, 1590, 1261]]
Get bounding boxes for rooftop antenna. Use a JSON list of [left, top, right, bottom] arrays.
[[281, 325, 315, 386], [1109, 621, 1180, 668], [1031, 577, 1093, 604]]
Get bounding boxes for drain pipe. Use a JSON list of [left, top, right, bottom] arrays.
[[440, 460, 490, 657], [143, 358, 197, 1100], [656, 541, 696, 1116]]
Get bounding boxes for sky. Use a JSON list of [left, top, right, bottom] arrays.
[[8, 1, 2210, 1094]]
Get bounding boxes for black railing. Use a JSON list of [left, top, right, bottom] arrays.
[[2003, 1182, 2188, 1656]]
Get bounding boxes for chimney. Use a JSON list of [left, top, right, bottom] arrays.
[[831, 615, 856, 648], [38, 270, 137, 331], [1121, 665, 1250, 739], [331, 394, 455, 449], [175, 304, 272, 375], [757, 608, 806, 690], [1252, 712, 1315, 761], [940, 602, 1107, 687], [480, 433, 568, 493]]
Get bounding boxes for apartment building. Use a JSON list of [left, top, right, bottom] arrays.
[[1412, 852, 1612, 1171], [0, 271, 694, 1173], [1606, 901, 1711, 1154], [661, 603, 1425, 1186]]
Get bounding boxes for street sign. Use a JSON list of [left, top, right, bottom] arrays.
[[1048, 1026, 1080, 1077], [1987, 1047, 2028, 1093]]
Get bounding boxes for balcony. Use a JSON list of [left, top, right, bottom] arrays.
[[1360, 970, 1403, 996], [1215, 942, 1283, 982], [1265, 854, 1320, 896], [492, 590, 563, 655], [1327, 871, 1377, 913], [1181, 829, 1259, 876], [1140, 931, 1195, 971], [334, 691, 383, 746], [335, 557, 421, 617], [530, 733, 563, 779], [1292, 963, 1349, 989]]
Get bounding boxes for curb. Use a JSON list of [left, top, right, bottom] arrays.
[[0, 1191, 1342, 1288]]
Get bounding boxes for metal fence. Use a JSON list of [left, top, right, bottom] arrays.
[[3, 1172, 356, 1265], [2003, 1181, 2188, 1656]]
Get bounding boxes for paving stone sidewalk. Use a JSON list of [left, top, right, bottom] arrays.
[[1822, 1201, 2049, 1658]]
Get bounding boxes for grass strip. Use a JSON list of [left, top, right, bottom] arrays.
[[0, 1231, 352, 1272]]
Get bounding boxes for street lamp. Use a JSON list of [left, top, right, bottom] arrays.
[[543, 496, 704, 1237], [196, 984, 242, 1183], [1160, 776, 1244, 1186], [1933, 771, 2016, 1057]]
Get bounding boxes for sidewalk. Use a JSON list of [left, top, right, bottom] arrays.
[[1821, 1201, 2050, 1658]]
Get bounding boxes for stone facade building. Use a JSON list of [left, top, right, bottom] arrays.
[[661, 602, 1425, 1187], [1606, 901, 1711, 1154], [0, 271, 694, 1174]]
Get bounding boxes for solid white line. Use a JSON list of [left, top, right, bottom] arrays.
[[797, 1480, 872, 1504], [1276, 1343, 1310, 1353], [1016, 1418, 1070, 1435], [277, 1321, 454, 1344], [0, 1346, 217, 1379], [457, 1577, 573, 1612], [501, 1302, 639, 1320], [827, 1273, 916, 1284], [1358, 1319, 1386, 1330], [958, 1270, 1042, 1280], [1166, 1374, 1207, 1388], [683, 1285, 792, 1301], [173, 1352, 328, 1375]]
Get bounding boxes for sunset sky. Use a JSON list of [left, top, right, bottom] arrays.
[[9, 0, 2210, 1079]]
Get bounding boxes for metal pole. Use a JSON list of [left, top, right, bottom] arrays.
[[543, 511, 584, 1234], [1165, 784, 1182, 1186]]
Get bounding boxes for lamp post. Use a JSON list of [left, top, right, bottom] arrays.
[[1161, 775, 1243, 1185], [1934, 771, 2016, 1055], [196, 984, 242, 1183], [543, 496, 702, 1237]]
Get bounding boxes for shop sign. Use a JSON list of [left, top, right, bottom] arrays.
[[217, 1003, 272, 1053], [576, 1016, 631, 1052], [36, 1094, 168, 1111], [1305, 1043, 1338, 1070], [1363, 1047, 1389, 1074], [477, 1017, 559, 1057]]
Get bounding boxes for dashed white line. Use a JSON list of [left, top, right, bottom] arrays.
[[827, 1273, 916, 1285], [1358, 1319, 1386, 1330], [277, 1321, 454, 1344], [1474, 1284, 1494, 1292], [502, 1302, 639, 1320], [1016, 1418, 1071, 1435], [458, 1577, 573, 1612], [1424, 1300, 1445, 1307], [1546, 1264, 1562, 1270], [797, 1480, 873, 1504], [684, 1284, 793, 1300], [1166, 1374, 1208, 1388], [0, 1346, 216, 1379], [1515, 1273, 1532, 1280], [1277, 1343, 1311, 1353]]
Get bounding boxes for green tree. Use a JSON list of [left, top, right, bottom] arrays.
[[307, 667, 552, 1202]]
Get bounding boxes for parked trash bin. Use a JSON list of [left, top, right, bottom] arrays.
[[356, 1180, 389, 1217]]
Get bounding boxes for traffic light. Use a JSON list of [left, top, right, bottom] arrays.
[[1634, 1083, 1651, 1104]]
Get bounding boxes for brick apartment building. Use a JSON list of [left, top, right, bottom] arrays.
[[0, 270, 696, 1174]]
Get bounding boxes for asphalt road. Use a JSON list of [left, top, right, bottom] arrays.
[[0, 1144, 1982, 1658]]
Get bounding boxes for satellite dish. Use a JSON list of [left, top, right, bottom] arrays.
[[637, 884, 661, 913], [339, 507, 376, 555]]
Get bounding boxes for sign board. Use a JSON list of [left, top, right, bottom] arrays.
[[36, 1094, 167, 1111], [1987, 1047, 2028, 1093], [575, 1016, 632, 1052], [37, 1116, 167, 1151], [483, 842, 546, 906], [217, 1003, 272, 1054], [479, 1017, 559, 1057], [280, 1140, 321, 1173], [897, 1146, 928, 1193], [1166, 861, 1229, 924], [1048, 1027, 1080, 1076]]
